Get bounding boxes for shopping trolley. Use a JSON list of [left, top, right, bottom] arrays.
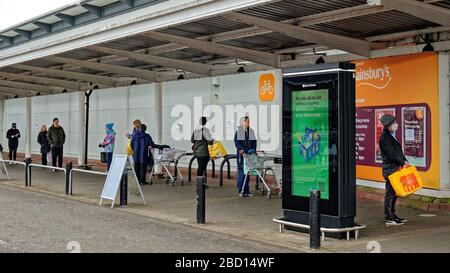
[[149, 147, 185, 185], [242, 151, 282, 199]]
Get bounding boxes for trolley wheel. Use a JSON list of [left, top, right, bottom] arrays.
[[267, 193, 272, 199], [278, 191, 282, 198]]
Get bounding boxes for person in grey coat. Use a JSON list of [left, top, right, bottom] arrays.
[[191, 117, 214, 179]]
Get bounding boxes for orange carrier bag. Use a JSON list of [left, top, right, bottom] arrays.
[[388, 166, 424, 197]]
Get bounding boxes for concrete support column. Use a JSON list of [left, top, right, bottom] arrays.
[[154, 82, 163, 144], [25, 96, 32, 159], [77, 91, 86, 166], [439, 52, 450, 190]]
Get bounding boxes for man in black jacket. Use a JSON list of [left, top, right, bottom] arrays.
[[378, 114, 408, 226], [6, 123, 20, 163]]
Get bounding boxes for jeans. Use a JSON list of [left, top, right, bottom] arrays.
[[237, 155, 250, 194], [51, 147, 63, 168], [105, 152, 113, 170]]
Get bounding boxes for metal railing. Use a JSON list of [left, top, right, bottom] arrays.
[[188, 156, 215, 182], [219, 154, 236, 186], [69, 168, 107, 195], [173, 152, 193, 186], [27, 163, 66, 189]]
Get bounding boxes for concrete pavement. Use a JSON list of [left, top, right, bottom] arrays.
[[1, 164, 449, 253]]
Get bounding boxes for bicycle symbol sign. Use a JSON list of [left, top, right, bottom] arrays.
[[259, 73, 275, 101]]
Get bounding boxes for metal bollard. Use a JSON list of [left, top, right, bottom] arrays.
[[310, 190, 321, 249], [196, 176, 206, 224], [25, 158, 32, 187], [120, 171, 128, 207], [65, 162, 73, 195]]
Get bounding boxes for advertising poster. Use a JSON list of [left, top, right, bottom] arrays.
[[375, 108, 396, 163], [402, 106, 426, 167], [291, 89, 329, 199], [354, 53, 440, 189]]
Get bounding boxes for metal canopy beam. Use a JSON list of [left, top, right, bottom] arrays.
[[224, 12, 373, 57], [14, 29, 31, 39], [144, 31, 280, 67], [82, 4, 102, 18], [87, 45, 214, 76], [55, 13, 75, 26], [379, 0, 450, 26], [0, 35, 13, 45], [11, 64, 120, 86], [0, 86, 37, 97], [46, 56, 158, 82], [33, 22, 52, 34], [0, 71, 84, 90], [0, 79, 54, 94]]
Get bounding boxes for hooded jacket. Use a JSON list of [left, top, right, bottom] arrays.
[[47, 125, 66, 148], [6, 128, 20, 150], [101, 128, 116, 153], [37, 131, 51, 154], [130, 130, 155, 163]]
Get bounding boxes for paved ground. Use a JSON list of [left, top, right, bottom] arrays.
[[0, 186, 294, 253], [1, 164, 449, 253]]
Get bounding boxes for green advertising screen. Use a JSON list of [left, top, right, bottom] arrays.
[[291, 89, 329, 199]]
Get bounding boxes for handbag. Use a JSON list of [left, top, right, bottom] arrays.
[[100, 151, 107, 163], [388, 166, 424, 197]]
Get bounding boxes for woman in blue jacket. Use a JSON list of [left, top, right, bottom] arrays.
[[131, 124, 155, 185]]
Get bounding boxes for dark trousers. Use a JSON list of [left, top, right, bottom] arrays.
[[41, 153, 48, 165], [196, 156, 209, 178], [8, 149, 17, 161], [105, 152, 113, 170], [384, 178, 397, 219], [51, 147, 63, 168], [134, 162, 147, 184]]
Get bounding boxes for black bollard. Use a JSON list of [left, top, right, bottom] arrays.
[[196, 176, 206, 224], [25, 158, 32, 187], [65, 162, 73, 195], [120, 171, 128, 207], [310, 190, 321, 249]]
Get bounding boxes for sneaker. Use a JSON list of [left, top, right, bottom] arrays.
[[394, 215, 408, 223], [246, 193, 254, 197], [140, 181, 150, 185], [385, 218, 404, 226]]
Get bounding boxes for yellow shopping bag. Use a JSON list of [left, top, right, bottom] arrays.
[[388, 166, 423, 197], [127, 140, 134, 156], [208, 141, 227, 160]]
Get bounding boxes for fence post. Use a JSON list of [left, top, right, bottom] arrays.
[[25, 158, 32, 187], [310, 190, 321, 249], [196, 176, 206, 224], [65, 162, 73, 195]]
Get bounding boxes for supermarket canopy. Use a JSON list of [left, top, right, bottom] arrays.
[[0, 0, 449, 98]]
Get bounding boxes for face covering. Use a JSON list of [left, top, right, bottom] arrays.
[[391, 122, 399, 132]]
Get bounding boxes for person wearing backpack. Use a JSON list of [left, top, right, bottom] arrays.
[[191, 117, 214, 179]]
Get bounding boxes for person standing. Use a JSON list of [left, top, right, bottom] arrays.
[[99, 123, 116, 171], [379, 114, 409, 226], [191, 117, 214, 179], [131, 124, 155, 185], [6, 123, 20, 163], [37, 125, 50, 165], [47, 117, 66, 171], [234, 116, 257, 197], [126, 119, 142, 139]]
